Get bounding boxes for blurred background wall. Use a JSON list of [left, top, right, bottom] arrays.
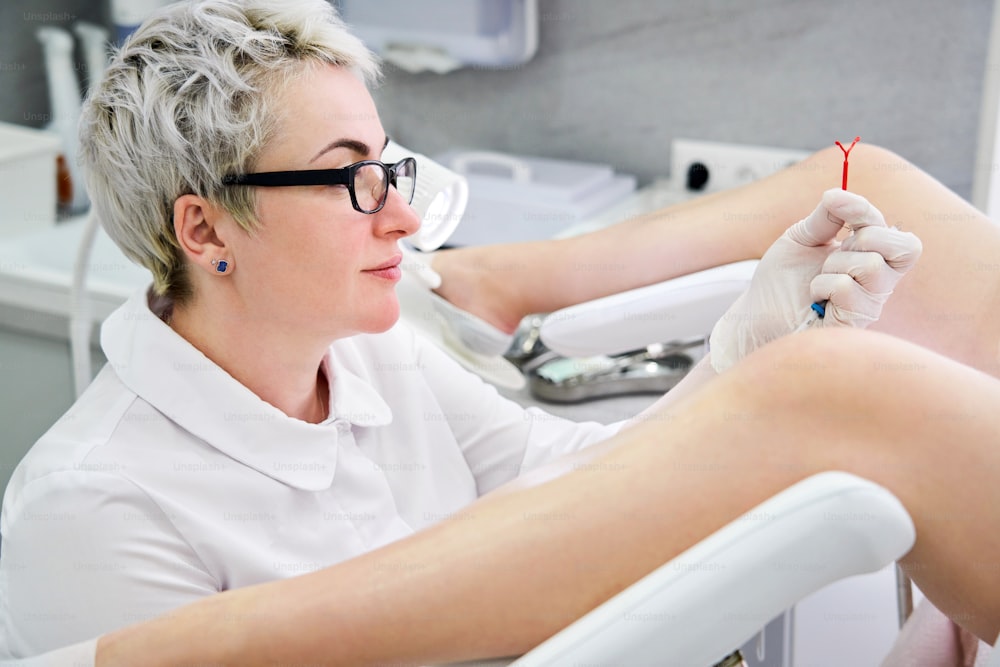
[[0, 0, 992, 198]]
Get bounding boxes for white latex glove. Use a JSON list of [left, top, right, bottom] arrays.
[[708, 188, 922, 374]]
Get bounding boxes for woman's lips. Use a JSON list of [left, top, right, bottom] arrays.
[[363, 255, 402, 281]]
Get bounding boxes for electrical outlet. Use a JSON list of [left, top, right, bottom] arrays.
[[671, 139, 812, 194]]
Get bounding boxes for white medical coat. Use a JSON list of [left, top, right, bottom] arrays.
[[0, 288, 618, 658]]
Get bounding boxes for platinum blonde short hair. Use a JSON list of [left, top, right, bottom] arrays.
[[79, 0, 380, 302]]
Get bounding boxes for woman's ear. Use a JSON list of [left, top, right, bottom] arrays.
[[173, 194, 233, 275]]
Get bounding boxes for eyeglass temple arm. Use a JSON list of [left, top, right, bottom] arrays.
[[221, 169, 352, 187]]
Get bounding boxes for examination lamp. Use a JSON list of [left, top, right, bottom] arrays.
[[382, 140, 468, 251]]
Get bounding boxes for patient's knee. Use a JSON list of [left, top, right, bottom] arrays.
[[810, 141, 905, 170], [806, 142, 915, 194], [735, 328, 918, 404], [743, 327, 870, 369]]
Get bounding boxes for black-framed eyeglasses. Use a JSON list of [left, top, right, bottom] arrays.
[[222, 157, 417, 214]]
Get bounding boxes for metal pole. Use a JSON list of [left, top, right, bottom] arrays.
[[895, 564, 913, 629]]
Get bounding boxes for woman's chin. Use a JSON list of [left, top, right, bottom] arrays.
[[319, 299, 401, 339], [363, 302, 402, 334]]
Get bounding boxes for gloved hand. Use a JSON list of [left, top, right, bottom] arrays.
[[708, 188, 922, 374]]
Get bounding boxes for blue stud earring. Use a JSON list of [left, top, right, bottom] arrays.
[[211, 259, 229, 273]]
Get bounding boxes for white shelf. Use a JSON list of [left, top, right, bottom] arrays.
[[0, 215, 149, 338]]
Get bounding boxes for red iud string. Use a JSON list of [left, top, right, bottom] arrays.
[[807, 136, 861, 323], [835, 136, 860, 190]]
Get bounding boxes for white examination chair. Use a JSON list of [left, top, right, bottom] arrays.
[[537, 259, 760, 359], [486, 471, 918, 667], [2, 472, 921, 667]]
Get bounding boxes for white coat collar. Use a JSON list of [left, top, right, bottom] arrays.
[[100, 288, 393, 491]]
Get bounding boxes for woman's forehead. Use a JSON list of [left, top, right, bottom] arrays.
[[266, 64, 384, 163]]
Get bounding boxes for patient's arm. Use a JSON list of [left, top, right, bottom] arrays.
[[97, 329, 1000, 666], [433, 143, 1000, 376]]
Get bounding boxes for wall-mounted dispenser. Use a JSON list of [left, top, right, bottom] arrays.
[[334, 0, 538, 74], [110, 0, 173, 43]]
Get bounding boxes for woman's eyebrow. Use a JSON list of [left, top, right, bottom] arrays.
[[309, 135, 390, 164]]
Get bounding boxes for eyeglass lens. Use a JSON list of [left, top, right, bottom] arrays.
[[354, 160, 416, 213]]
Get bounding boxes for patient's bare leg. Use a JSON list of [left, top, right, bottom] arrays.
[[99, 329, 1000, 666], [433, 144, 1000, 375]]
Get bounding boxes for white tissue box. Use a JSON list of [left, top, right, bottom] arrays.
[[0, 122, 60, 237]]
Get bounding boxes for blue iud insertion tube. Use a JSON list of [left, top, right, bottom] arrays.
[[798, 136, 860, 332]]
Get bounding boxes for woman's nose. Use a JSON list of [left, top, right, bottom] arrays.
[[375, 185, 422, 238]]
